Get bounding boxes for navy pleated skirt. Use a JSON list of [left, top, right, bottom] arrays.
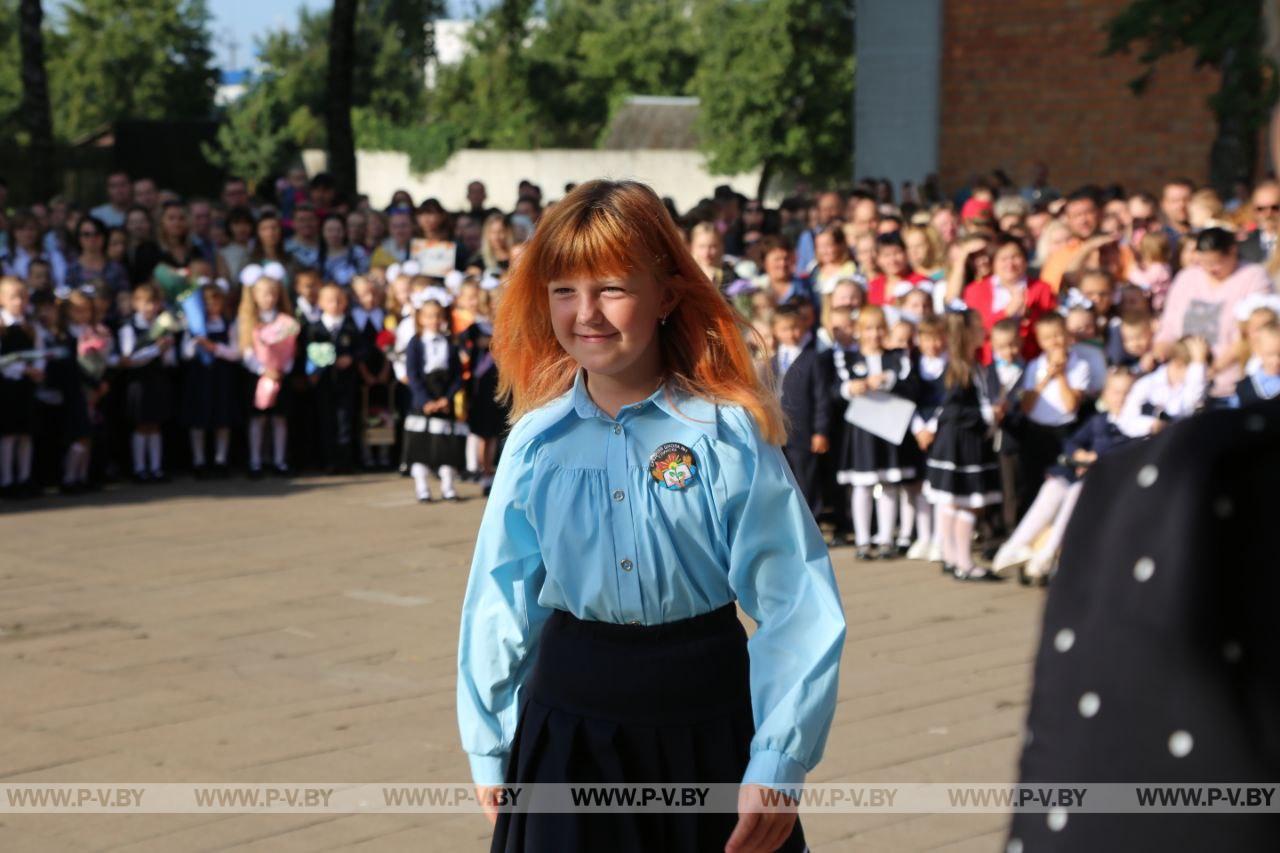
[[491, 603, 807, 853]]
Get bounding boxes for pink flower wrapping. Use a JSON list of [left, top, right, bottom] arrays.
[[252, 315, 300, 410]]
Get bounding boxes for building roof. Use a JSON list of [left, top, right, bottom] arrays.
[[599, 96, 700, 150]]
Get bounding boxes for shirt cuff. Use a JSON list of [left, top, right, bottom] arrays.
[[468, 752, 509, 787], [742, 749, 808, 797]]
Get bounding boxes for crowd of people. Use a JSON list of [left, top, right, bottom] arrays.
[[1, 167, 1277, 584]]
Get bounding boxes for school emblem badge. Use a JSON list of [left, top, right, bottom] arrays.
[[649, 442, 698, 490]]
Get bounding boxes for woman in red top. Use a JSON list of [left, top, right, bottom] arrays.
[[866, 232, 930, 306], [963, 235, 1057, 364]]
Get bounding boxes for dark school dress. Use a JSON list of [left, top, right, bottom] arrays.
[[1007, 398, 1280, 852], [0, 320, 38, 435], [404, 333, 467, 470], [42, 328, 90, 441], [832, 347, 921, 486], [119, 316, 175, 426], [303, 316, 361, 469], [182, 319, 243, 429], [492, 604, 806, 853], [461, 322, 507, 439], [924, 371, 1002, 507]]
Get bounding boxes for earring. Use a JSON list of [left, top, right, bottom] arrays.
[[660, 314, 668, 326]]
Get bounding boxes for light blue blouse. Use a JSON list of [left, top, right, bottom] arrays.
[[456, 368, 846, 792]]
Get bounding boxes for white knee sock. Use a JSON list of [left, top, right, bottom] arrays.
[[897, 484, 917, 546], [189, 429, 207, 467], [1007, 476, 1069, 550], [851, 485, 874, 546], [1040, 481, 1086, 561], [952, 508, 976, 573], [439, 464, 457, 498], [936, 503, 957, 565], [131, 432, 146, 474], [147, 433, 163, 473], [875, 484, 899, 546], [915, 490, 933, 546], [411, 462, 431, 500], [214, 428, 230, 465], [466, 433, 480, 475], [248, 417, 264, 470], [272, 417, 288, 468], [15, 436, 32, 483]]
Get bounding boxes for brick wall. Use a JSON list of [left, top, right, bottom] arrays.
[[939, 0, 1222, 196]]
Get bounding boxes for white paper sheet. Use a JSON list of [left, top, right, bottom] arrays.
[[844, 391, 917, 444]]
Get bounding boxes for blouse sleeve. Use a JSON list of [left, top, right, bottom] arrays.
[[718, 409, 846, 793], [456, 432, 551, 786]]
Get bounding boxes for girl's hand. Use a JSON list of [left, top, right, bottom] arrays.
[[915, 430, 934, 451], [810, 434, 829, 454], [474, 785, 500, 827], [847, 379, 868, 397], [725, 784, 798, 853], [335, 354, 353, 370], [866, 373, 885, 390], [1185, 336, 1209, 364]]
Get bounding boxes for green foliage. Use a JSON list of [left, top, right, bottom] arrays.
[[352, 107, 463, 172], [0, 0, 19, 145], [47, 0, 217, 140], [692, 0, 854, 193]]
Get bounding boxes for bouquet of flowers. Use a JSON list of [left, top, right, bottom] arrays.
[[148, 311, 183, 342], [76, 326, 112, 381], [306, 342, 336, 375], [252, 314, 301, 410], [376, 328, 397, 355]]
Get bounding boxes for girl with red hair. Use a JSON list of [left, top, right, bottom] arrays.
[[457, 180, 845, 853]]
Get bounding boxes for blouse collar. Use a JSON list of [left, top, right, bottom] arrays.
[[569, 366, 718, 439]]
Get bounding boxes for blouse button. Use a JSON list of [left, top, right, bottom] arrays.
[[612, 489, 625, 502], [612, 424, 622, 435], [620, 559, 633, 571]]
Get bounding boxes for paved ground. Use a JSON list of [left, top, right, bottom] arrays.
[[0, 474, 1046, 852]]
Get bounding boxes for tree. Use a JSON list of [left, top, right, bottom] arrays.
[[17, 0, 53, 197], [1105, 0, 1279, 193], [692, 0, 854, 198], [327, 0, 358, 198], [46, 0, 216, 140]]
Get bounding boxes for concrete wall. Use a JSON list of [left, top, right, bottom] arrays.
[[355, 148, 761, 211], [854, 0, 943, 187]]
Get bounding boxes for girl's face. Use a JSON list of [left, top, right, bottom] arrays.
[[690, 232, 721, 268], [258, 218, 282, 249], [126, 210, 152, 240], [887, 322, 913, 350], [457, 285, 480, 313], [815, 232, 840, 265], [876, 244, 908, 278], [1257, 331, 1280, 375], [1246, 310, 1278, 346], [904, 231, 929, 270], [162, 206, 188, 239], [855, 235, 877, 274], [548, 270, 672, 382], [203, 289, 226, 317], [323, 219, 346, 247], [133, 292, 160, 322], [857, 317, 885, 351], [253, 279, 280, 313], [391, 275, 412, 304], [993, 243, 1027, 283], [919, 331, 944, 358], [831, 281, 863, 311], [418, 304, 444, 334], [900, 289, 930, 318]]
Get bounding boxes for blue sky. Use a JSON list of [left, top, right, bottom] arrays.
[[208, 0, 482, 69]]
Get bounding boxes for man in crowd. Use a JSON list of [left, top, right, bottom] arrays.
[[1240, 180, 1280, 265], [1039, 187, 1135, 293], [794, 190, 844, 272], [90, 171, 132, 228]]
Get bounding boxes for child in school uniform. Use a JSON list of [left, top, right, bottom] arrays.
[[30, 291, 86, 492], [289, 268, 323, 472], [459, 289, 505, 494], [117, 282, 178, 482], [820, 304, 858, 546], [65, 290, 111, 491], [923, 309, 1004, 580], [834, 304, 921, 560], [1108, 309, 1158, 375], [1117, 336, 1210, 430], [303, 283, 360, 473], [1015, 312, 1094, 520], [904, 316, 947, 560], [181, 285, 242, 477], [994, 370, 1149, 584], [239, 273, 299, 477], [986, 318, 1027, 534], [1235, 323, 1280, 406], [770, 301, 832, 519], [351, 276, 393, 469], [459, 180, 843, 853], [404, 299, 467, 502], [0, 277, 44, 497]]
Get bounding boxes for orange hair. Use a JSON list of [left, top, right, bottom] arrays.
[[493, 179, 785, 444]]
